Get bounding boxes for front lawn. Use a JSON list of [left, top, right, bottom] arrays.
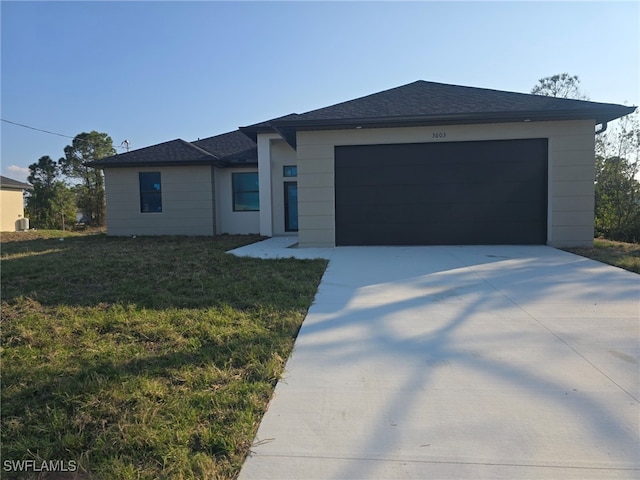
[[1, 231, 327, 479]]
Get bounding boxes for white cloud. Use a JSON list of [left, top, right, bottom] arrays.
[[5, 165, 30, 182]]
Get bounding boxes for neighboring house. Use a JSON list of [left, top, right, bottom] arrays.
[[90, 80, 636, 248], [0, 176, 32, 232]]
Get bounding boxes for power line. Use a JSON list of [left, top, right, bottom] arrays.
[[1, 118, 126, 149], [1, 118, 77, 139]]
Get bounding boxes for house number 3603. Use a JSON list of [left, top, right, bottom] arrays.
[[432, 132, 446, 138]]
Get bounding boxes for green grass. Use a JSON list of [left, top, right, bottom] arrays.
[[1, 231, 328, 479], [564, 238, 640, 274]]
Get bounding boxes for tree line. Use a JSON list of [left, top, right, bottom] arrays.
[[26, 131, 114, 230]]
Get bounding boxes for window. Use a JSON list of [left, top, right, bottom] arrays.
[[232, 172, 259, 211], [283, 165, 298, 177], [139, 172, 162, 213]]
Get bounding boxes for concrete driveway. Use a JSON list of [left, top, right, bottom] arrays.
[[238, 245, 639, 479]]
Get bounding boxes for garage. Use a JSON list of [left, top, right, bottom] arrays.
[[334, 138, 548, 246]]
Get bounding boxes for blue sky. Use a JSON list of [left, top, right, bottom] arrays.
[[2, 1, 639, 182]]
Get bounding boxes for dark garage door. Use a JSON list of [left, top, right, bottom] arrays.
[[335, 138, 548, 246]]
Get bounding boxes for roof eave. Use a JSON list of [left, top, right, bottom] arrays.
[[1, 185, 33, 190], [267, 107, 638, 151], [238, 125, 277, 143], [89, 157, 228, 169], [272, 107, 637, 132]]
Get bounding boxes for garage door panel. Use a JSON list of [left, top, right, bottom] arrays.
[[335, 167, 413, 187], [339, 200, 546, 226], [337, 166, 543, 189], [340, 185, 456, 206], [335, 139, 548, 246], [340, 182, 544, 209], [335, 166, 489, 187], [335, 221, 546, 246]]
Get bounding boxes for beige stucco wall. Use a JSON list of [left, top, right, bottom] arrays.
[[295, 120, 596, 248], [214, 167, 260, 234], [104, 166, 215, 236], [0, 188, 26, 232]]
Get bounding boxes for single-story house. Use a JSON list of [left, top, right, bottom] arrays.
[[0, 176, 32, 232], [90, 80, 635, 248]]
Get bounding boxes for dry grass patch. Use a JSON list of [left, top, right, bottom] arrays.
[[564, 238, 640, 274]]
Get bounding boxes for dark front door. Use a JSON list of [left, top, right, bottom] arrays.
[[284, 181, 298, 232], [334, 138, 548, 246]]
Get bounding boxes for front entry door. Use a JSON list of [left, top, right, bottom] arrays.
[[284, 182, 298, 232]]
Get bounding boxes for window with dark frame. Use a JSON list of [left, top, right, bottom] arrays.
[[283, 165, 297, 177], [139, 172, 162, 213], [232, 172, 259, 211]]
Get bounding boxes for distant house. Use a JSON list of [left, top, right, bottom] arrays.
[[89, 80, 636, 248], [0, 176, 33, 232]]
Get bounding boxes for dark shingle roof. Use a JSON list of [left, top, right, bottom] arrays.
[[234, 81, 635, 149], [90, 139, 219, 168], [274, 81, 635, 127], [242, 113, 301, 130], [89, 131, 259, 168], [0, 176, 32, 190], [192, 130, 257, 164]]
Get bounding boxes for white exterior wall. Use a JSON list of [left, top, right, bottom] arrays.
[[104, 166, 215, 236], [295, 120, 596, 248], [0, 188, 26, 232], [214, 167, 260, 234]]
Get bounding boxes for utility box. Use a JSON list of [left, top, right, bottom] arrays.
[[16, 217, 29, 231]]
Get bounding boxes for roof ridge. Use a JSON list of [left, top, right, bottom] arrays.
[[298, 81, 423, 116], [176, 138, 220, 159], [239, 113, 301, 130], [191, 129, 236, 143]]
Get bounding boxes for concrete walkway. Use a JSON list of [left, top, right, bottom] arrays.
[[228, 236, 333, 260], [236, 244, 640, 479]]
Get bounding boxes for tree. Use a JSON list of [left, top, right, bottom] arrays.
[[596, 109, 640, 163], [26, 156, 60, 228], [594, 156, 640, 241], [59, 131, 115, 227], [594, 110, 640, 242], [530, 73, 588, 99], [50, 184, 77, 231], [26, 156, 76, 230]]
